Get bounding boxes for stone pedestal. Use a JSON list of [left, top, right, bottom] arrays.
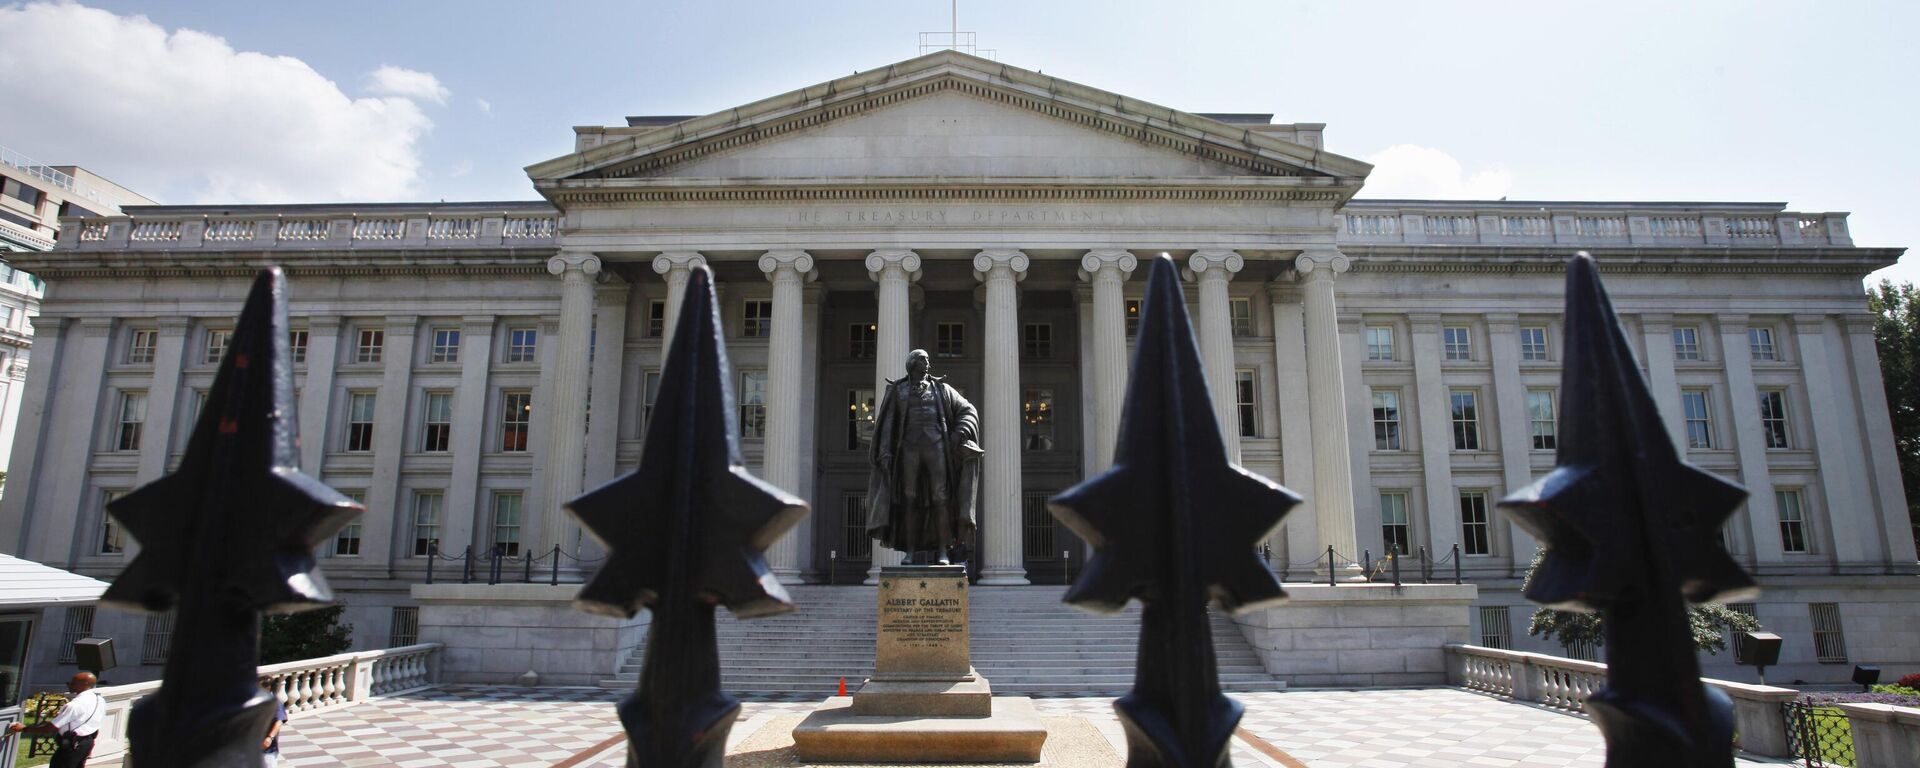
[[793, 565, 1047, 763]]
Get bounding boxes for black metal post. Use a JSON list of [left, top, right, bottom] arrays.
[[1326, 545, 1336, 586], [1363, 549, 1372, 582], [1419, 545, 1430, 583], [1391, 549, 1402, 586], [550, 545, 560, 586], [1452, 543, 1462, 585], [462, 545, 473, 584], [828, 550, 836, 586], [425, 542, 436, 584], [490, 546, 504, 585], [524, 550, 533, 583]]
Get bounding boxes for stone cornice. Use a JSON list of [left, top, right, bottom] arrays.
[[1343, 246, 1898, 277], [17, 264, 550, 281], [539, 177, 1355, 206]]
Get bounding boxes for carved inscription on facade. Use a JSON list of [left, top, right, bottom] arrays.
[[874, 567, 971, 677]]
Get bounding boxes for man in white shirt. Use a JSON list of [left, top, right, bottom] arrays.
[[7, 672, 105, 767]]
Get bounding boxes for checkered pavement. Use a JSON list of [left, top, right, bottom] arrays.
[[269, 685, 1794, 766]]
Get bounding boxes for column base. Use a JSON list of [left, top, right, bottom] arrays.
[[976, 570, 1030, 586]]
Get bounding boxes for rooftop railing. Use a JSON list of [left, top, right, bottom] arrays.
[[1338, 203, 1852, 248], [60, 206, 559, 251]]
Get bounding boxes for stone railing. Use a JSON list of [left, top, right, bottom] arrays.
[[1444, 644, 1799, 758], [57, 205, 559, 252], [1339, 203, 1852, 248], [87, 643, 441, 762], [1833, 701, 1920, 767]]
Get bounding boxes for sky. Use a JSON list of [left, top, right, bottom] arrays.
[[0, 0, 1913, 285]]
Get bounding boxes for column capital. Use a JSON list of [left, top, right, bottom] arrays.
[[972, 249, 1030, 282], [548, 251, 603, 277], [652, 250, 705, 275], [1294, 249, 1351, 276], [1716, 313, 1751, 331], [1638, 312, 1675, 330], [759, 249, 816, 280], [1841, 313, 1877, 334], [460, 314, 497, 329], [305, 315, 343, 331], [1790, 313, 1830, 329], [1079, 248, 1137, 278], [384, 315, 421, 335], [1187, 249, 1244, 278], [78, 317, 114, 337], [865, 249, 921, 281], [1483, 312, 1520, 328], [1406, 312, 1443, 329], [156, 316, 194, 332]]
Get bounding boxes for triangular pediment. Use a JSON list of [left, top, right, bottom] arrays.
[[527, 51, 1371, 190]]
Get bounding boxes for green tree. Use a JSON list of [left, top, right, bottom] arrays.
[[1867, 280, 1919, 552], [259, 605, 353, 664], [1521, 551, 1759, 655]]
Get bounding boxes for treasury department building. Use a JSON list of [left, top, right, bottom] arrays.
[[1, 52, 1913, 684]]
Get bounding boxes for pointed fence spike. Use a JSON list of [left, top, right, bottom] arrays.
[[1048, 255, 1299, 768], [566, 265, 809, 768], [99, 267, 362, 767]]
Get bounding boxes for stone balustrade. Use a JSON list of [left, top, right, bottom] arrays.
[[85, 643, 441, 762], [1340, 203, 1852, 248], [1443, 643, 1800, 758], [1834, 701, 1920, 768], [57, 204, 559, 252]]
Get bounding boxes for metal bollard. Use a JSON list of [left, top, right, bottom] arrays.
[[1363, 549, 1372, 582], [829, 550, 837, 585], [550, 545, 561, 586], [1419, 545, 1430, 584], [1452, 543, 1462, 585], [426, 542, 437, 584], [1326, 545, 1336, 587], [1391, 549, 1402, 586], [462, 545, 474, 584], [524, 551, 533, 583]]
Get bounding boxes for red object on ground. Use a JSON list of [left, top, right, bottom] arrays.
[[838, 677, 847, 696]]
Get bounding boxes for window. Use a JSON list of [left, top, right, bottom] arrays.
[[142, 613, 175, 665], [188, 389, 207, 429], [935, 322, 965, 357], [411, 491, 443, 556], [97, 490, 123, 555], [127, 329, 157, 364], [289, 330, 308, 364], [1527, 390, 1557, 450], [1125, 298, 1142, 336], [59, 606, 95, 664], [1681, 389, 1713, 449], [345, 392, 376, 452], [638, 372, 661, 433], [492, 492, 523, 556], [1478, 606, 1512, 649], [355, 328, 385, 364], [1365, 326, 1394, 361], [116, 391, 147, 451], [1520, 326, 1549, 361], [847, 388, 877, 450], [1022, 388, 1055, 451], [421, 392, 453, 452], [0, 306, 10, 329], [1726, 603, 1758, 663], [1229, 297, 1253, 337], [1450, 390, 1481, 451], [333, 491, 363, 557], [1776, 489, 1809, 553], [739, 371, 768, 439], [1672, 326, 1701, 361], [507, 327, 538, 363], [1023, 323, 1052, 359], [390, 607, 420, 647], [849, 323, 876, 360], [1380, 492, 1410, 555], [204, 328, 232, 364], [430, 328, 460, 363], [1759, 389, 1790, 449], [501, 391, 532, 451], [1460, 490, 1491, 555], [647, 301, 666, 338], [1809, 603, 1847, 663], [1371, 390, 1402, 450], [1748, 327, 1777, 361], [1, 177, 44, 207], [742, 300, 772, 338], [1443, 326, 1472, 361]]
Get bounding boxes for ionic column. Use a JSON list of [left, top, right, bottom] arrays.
[[1795, 314, 1872, 568], [866, 249, 921, 580], [1296, 251, 1363, 579], [137, 317, 191, 482], [653, 251, 706, 345], [296, 317, 342, 475], [1842, 314, 1919, 566], [1079, 249, 1136, 470], [1638, 313, 1686, 448], [1485, 313, 1537, 574], [761, 250, 815, 584], [542, 252, 600, 556], [975, 249, 1030, 585], [1717, 315, 1782, 566], [1190, 250, 1244, 460]]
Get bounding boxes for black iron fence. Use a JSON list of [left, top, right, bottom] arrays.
[[1262, 543, 1465, 587], [1782, 700, 1856, 767], [421, 544, 607, 586]]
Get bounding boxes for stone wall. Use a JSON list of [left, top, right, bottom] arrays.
[[1231, 583, 1476, 687], [412, 583, 648, 687]]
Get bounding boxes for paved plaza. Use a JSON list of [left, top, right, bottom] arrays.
[[250, 685, 1794, 767]]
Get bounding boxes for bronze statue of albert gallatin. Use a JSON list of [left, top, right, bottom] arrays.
[[866, 349, 982, 564]]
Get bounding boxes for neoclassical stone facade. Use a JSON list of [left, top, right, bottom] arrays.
[[0, 52, 1912, 685]]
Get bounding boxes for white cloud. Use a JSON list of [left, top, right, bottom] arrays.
[[367, 65, 450, 105], [447, 159, 473, 179], [474, 97, 492, 114], [0, 2, 436, 203], [1358, 144, 1514, 200]]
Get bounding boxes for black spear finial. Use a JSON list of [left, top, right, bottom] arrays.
[[1048, 255, 1298, 768], [567, 265, 809, 768], [1499, 253, 1756, 767], [101, 268, 362, 767]]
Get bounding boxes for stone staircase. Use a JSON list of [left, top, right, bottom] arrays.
[[600, 585, 1285, 696]]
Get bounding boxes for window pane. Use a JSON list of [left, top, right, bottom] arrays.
[[1371, 390, 1401, 451], [412, 492, 442, 556], [1527, 390, 1557, 450], [1759, 390, 1790, 449], [1380, 492, 1409, 555], [739, 371, 767, 438], [508, 328, 538, 363], [1234, 370, 1257, 438], [493, 493, 523, 556], [1443, 327, 1471, 361], [848, 388, 877, 450], [1682, 390, 1712, 449], [743, 300, 772, 338], [1450, 390, 1480, 450], [1460, 491, 1490, 555], [849, 323, 876, 360], [1520, 327, 1549, 361], [1672, 326, 1701, 361], [1748, 327, 1777, 360], [430, 328, 461, 363], [1229, 298, 1253, 337], [1022, 388, 1054, 451], [1365, 326, 1394, 361], [501, 391, 532, 451], [1022, 323, 1052, 359]]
